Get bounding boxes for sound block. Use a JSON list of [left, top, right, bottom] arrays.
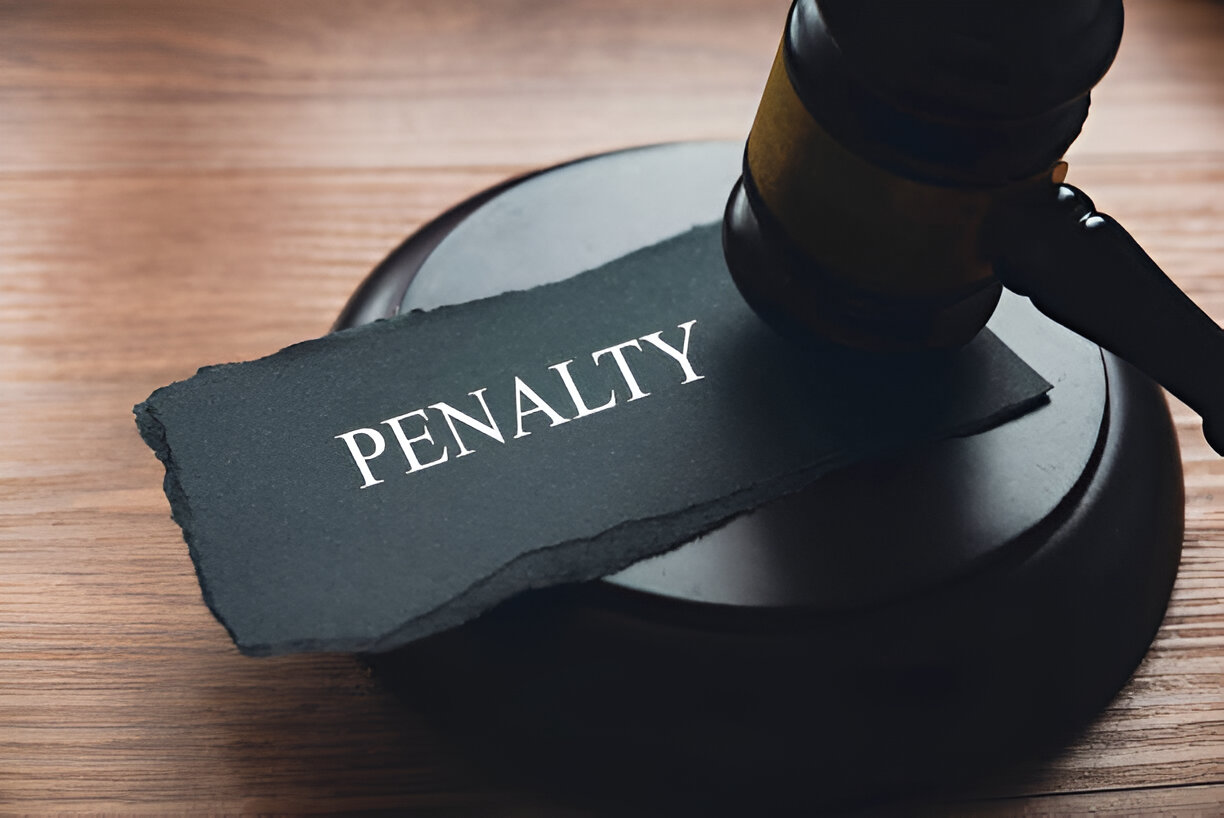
[[339, 142, 1184, 807]]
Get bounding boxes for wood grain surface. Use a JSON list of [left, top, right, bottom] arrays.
[[1, 0, 1221, 813]]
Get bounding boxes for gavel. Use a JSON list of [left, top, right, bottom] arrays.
[[723, 0, 1224, 454]]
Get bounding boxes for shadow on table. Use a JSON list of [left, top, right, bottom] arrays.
[[365, 585, 1113, 818]]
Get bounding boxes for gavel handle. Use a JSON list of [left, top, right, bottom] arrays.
[[993, 183, 1224, 455]]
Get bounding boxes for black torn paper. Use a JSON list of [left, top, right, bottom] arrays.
[[135, 223, 1050, 655]]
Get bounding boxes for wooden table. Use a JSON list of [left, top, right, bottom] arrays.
[[1, 0, 1221, 813]]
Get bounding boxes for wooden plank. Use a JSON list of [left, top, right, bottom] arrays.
[[0, 0, 1220, 175], [2, 160, 1222, 811], [0, 0, 1221, 812], [0, 0, 782, 173], [1075, 0, 1224, 161], [926, 784, 1224, 818]]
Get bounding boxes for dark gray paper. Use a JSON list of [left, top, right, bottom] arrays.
[[136, 224, 1050, 655]]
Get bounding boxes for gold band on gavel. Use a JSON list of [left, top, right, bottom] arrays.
[[746, 44, 1065, 300]]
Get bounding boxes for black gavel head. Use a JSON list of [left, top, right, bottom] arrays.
[[723, 0, 1124, 350]]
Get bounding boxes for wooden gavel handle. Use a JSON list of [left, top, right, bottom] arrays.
[[992, 183, 1224, 455]]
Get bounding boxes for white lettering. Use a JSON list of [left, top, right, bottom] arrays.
[[382, 410, 449, 472], [640, 320, 704, 384], [514, 377, 571, 439], [334, 428, 387, 489], [429, 389, 505, 457], [550, 359, 617, 418], [334, 317, 707, 489], [592, 340, 650, 401]]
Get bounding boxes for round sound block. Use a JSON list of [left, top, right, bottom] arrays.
[[341, 142, 1184, 806]]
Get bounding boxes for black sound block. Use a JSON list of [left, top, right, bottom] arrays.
[[341, 142, 1184, 808]]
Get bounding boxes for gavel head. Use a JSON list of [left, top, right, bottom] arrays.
[[723, 0, 1124, 351]]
